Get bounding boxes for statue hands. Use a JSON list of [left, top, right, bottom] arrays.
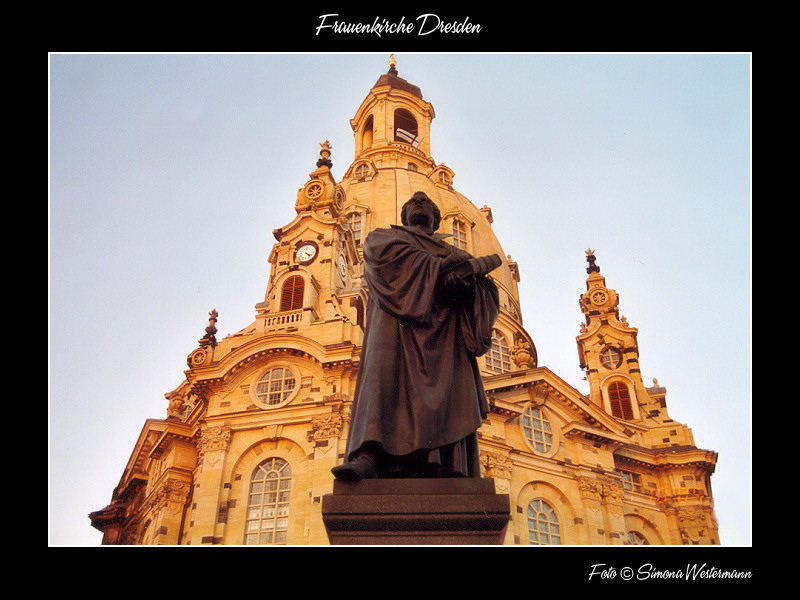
[[441, 250, 471, 271], [468, 254, 502, 275]]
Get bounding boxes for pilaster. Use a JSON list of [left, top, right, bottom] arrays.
[[188, 424, 232, 544]]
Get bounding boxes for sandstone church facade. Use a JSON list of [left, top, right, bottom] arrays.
[[89, 60, 719, 546]]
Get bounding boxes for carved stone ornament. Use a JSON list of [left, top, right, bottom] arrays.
[[677, 505, 709, 527], [577, 476, 622, 504], [316, 140, 333, 169], [198, 309, 218, 348], [187, 347, 208, 368], [196, 425, 232, 467], [530, 381, 549, 407], [148, 477, 191, 513], [295, 181, 320, 212], [585, 248, 600, 274], [480, 451, 512, 479], [511, 338, 535, 369], [331, 186, 345, 217], [305, 181, 324, 201], [307, 413, 344, 442], [590, 288, 609, 306], [166, 393, 185, 419]]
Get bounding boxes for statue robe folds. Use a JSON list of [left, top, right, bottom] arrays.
[[345, 225, 500, 476]]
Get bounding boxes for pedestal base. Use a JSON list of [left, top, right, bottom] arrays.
[[321, 477, 510, 545]]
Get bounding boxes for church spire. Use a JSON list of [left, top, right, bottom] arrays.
[[576, 251, 645, 419]]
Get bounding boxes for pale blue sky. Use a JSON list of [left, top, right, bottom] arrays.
[[49, 53, 750, 546]]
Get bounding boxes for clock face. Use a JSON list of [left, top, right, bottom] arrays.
[[295, 243, 317, 264], [337, 253, 347, 278]]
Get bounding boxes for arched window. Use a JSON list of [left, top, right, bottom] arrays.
[[362, 115, 373, 149], [485, 329, 510, 373], [627, 531, 649, 545], [345, 212, 362, 244], [280, 275, 304, 311], [608, 381, 634, 420], [254, 367, 297, 407], [522, 405, 553, 453], [244, 457, 292, 545], [527, 499, 561, 545], [451, 220, 467, 250], [394, 108, 419, 146]]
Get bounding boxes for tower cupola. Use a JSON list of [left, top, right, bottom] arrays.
[[349, 56, 436, 171]]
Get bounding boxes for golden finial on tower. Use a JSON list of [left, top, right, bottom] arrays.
[[388, 54, 398, 75]]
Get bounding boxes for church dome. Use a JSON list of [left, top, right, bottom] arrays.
[[338, 60, 535, 368]]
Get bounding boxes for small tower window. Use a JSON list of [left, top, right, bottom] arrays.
[[485, 329, 511, 373], [451, 220, 467, 250], [438, 171, 451, 185], [394, 108, 419, 146], [362, 115, 373, 149], [279, 275, 304, 311], [608, 381, 634, 420]]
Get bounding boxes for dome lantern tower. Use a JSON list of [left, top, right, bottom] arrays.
[[349, 55, 437, 171]]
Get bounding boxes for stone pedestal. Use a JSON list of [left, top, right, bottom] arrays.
[[321, 478, 510, 545]]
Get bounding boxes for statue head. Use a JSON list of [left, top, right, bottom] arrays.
[[401, 192, 441, 233]]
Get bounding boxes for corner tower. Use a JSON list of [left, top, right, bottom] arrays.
[[576, 249, 647, 419]]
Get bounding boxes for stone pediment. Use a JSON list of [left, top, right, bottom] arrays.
[[113, 419, 190, 501], [615, 444, 719, 473], [273, 209, 338, 244], [483, 367, 633, 438]]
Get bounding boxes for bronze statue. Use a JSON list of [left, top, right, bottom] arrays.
[[332, 192, 501, 480]]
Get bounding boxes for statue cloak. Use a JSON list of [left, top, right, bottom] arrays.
[[344, 224, 500, 474]]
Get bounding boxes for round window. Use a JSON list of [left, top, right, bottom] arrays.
[[522, 405, 554, 454], [252, 366, 299, 408], [599, 346, 623, 369]]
